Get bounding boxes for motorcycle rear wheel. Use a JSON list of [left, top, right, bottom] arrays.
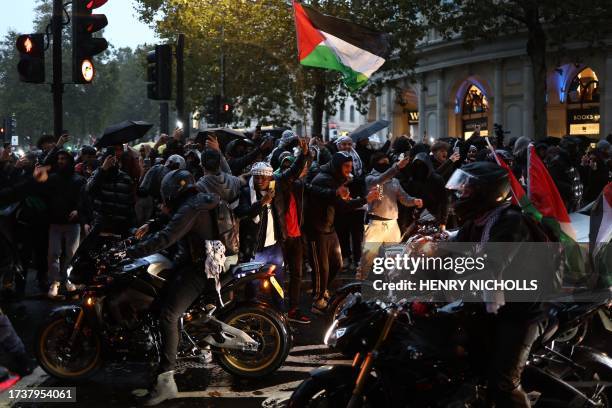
[[215, 306, 290, 378], [36, 316, 102, 380]]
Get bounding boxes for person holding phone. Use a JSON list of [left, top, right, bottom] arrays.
[[235, 138, 310, 311]]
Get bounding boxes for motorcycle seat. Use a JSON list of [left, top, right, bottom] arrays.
[[228, 262, 265, 279]]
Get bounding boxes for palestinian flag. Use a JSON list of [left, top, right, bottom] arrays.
[[589, 183, 612, 287], [293, 1, 391, 90], [527, 144, 576, 240], [486, 140, 585, 282]]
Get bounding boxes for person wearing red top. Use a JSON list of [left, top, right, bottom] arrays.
[[274, 151, 312, 324]]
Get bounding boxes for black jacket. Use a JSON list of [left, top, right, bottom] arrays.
[[45, 171, 86, 224], [138, 164, 169, 200], [86, 167, 136, 232], [399, 153, 448, 225], [127, 191, 219, 262], [454, 205, 549, 321], [305, 162, 367, 236], [235, 152, 307, 259]]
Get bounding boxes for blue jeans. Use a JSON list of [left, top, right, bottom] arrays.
[[253, 244, 284, 309]]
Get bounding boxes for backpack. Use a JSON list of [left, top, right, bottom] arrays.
[[215, 199, 240, 256]]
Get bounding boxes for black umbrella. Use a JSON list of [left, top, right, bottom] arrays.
[[350, 120, 390, 143], [198, 128, 248, 152], [95, 120, 153, 148]]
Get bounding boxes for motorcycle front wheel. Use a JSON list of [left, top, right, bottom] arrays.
[[215, 305, 290, 378], [36, 315, 102, 380]]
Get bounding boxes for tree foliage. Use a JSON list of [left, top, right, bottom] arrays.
[[133, 0, 425, 133], [418, 0, 612, 139], [0, 0, 159, 146]]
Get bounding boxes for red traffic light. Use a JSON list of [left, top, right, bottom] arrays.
[[17, 35, 38, 54], [86, 0, 108, 9]]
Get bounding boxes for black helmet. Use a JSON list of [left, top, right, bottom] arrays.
[[446, 162, 510, 221], [160, 169, 195, 207]]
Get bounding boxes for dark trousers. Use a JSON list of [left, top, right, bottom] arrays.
[[17, 223, 49, 288], [158, 265, 208, 373], [282, 236, 303, 309], [335, 210, 365, 264], [486, 318, 542, 408], [308, 232, 342, 299]]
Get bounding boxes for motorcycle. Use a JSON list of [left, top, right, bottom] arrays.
[[289, 293, 612, 407], [36, 235, 292, 381]]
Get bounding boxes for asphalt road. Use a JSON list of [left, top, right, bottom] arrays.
[[0, 272, 346, 408]]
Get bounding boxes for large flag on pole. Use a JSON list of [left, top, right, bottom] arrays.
[[293, 1, 391, 91], [527, 144, 576, 240], [486, 140, 585, 282]]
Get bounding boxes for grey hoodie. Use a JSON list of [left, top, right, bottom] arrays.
[[196, 154, 245, 204], [365, 164, 416, 220]]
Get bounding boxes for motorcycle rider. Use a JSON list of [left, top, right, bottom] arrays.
[[446, 161, 548, 408], [125, 169, 220, 406]]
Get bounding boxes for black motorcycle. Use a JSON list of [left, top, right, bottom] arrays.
[[36, 235, 291, 381], [289, 294, 612, 407]]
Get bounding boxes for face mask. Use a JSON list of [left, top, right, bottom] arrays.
[[373, 162, 391, 173]]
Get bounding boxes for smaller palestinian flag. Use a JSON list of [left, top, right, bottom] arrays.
[[293, 1, 391, 91]]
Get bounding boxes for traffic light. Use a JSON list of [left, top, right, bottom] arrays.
[[220, 101, 234, 124], [16, 34, 45, 83], [0, 119, 6, 142], [146, 44, 172, 100], [72, 0, 109, 84]]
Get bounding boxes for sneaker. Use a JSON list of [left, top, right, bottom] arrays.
[[311, 298, 328, 315], [47, 282, 60, 299], [288, 308, 312, 324]]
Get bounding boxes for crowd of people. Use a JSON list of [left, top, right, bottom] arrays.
[[0, 124, 610, 405], [0, 127, 610, 307]]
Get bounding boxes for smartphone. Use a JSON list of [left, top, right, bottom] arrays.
[[454, 147, 460, 154], [398, 153, 405, 161], [104, 146, 115, 158], [269, 180, 276, 191], [590, 142, 597, 150]]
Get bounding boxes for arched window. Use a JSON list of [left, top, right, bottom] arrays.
[[567, 68, 599, 105], [462, 85, 488, 114], [350, 106, 355, 123], [460, 83, 489, 138], [566, 67, 600, 136], [339, 104, 345, 121]]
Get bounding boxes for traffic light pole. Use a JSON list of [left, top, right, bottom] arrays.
[[160, 102, 169, 136], [52, 0, 63, 139], [176, 34, 188, 139]]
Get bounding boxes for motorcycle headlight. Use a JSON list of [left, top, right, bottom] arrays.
[[323, 319, 347, 347]]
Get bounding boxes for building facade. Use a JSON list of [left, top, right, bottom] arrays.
[[372, 31, 612, 142]]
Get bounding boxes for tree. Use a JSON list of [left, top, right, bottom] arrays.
[[419, 0, 612, 140], [133, 0, 424, 136], [0, 0, 159, 146]]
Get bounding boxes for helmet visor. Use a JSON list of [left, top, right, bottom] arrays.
[[445, 168, 479, 192]]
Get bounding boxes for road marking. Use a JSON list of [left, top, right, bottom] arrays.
[[289, 344, 329, 353]]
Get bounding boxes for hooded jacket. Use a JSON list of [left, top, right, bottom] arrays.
[[399, 152, 448, 225], [235, 152, 307, 259], [127, 191, 219, 262], [305, 152, 367, 235]]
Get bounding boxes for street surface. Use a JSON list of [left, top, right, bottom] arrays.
[[0, 272, 348, 408]]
